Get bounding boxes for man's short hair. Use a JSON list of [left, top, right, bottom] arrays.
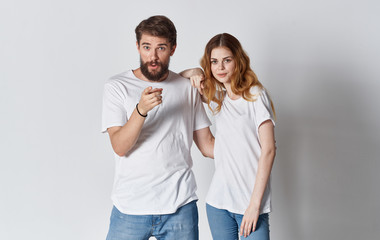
[[135, 15, 177, 47]]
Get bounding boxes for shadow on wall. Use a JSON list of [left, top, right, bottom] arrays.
[[272, 64, 380, 240]]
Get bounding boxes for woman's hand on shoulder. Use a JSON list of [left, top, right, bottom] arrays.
[[190, 74, 205, 95], [179, 68, 205, 95]]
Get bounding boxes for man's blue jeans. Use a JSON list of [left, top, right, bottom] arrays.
[[206, 203, 270, 240], [106, 201, 199, 240]]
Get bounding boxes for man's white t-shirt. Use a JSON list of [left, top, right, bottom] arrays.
[[102, 70, 211, 215], [206, 86, 275, 215]]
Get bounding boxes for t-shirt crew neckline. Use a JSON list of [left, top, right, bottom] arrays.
[[225, 92, 242, 102]]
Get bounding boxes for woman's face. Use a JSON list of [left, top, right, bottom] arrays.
[[210, 47, 235, 84]]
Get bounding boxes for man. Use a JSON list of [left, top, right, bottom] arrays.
[[102, 15, 214, 240]]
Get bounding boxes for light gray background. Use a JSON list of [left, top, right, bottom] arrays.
[[1, 0, 379, 239]]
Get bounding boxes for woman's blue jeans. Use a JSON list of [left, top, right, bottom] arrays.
[[206, 204, 270, 240]]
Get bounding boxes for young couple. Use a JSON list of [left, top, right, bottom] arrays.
[[102, 15, 276, 240]]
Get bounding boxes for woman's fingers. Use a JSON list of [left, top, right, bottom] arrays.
[[252, 221, 257, 234], [190, 75, 205, 95], [245, 222, 253, 237], [240, 220, 245, 236], [240, 219, 256, 237]]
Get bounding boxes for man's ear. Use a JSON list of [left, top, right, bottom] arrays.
[[170, 45, 177, 56]]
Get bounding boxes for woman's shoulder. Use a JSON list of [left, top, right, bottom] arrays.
[[249, 85, 265, 97]]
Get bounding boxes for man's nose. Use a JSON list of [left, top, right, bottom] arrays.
[[150, 50, 158, 61]]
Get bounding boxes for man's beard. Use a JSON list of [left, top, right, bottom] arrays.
[[140, 58, 170, 82]]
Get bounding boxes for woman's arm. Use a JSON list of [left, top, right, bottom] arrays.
[[179, 68, 207, 102], [240, 120, 276, 237], [179, 67, 203, 79], [193, 127, 215, 158]]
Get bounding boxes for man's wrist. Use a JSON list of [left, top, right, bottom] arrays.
[[136, 104, 147, 117]]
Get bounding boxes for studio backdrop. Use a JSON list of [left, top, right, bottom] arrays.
[[1, 0, 379, 239]]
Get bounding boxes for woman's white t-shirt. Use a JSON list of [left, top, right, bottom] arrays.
[[206, 86, 275, 215]]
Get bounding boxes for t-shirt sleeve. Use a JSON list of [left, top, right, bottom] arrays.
[[193, 90, 211, 131], [254, 89, 275, 132], [101, 82, 128, 133]]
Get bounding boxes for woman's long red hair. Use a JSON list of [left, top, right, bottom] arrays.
[[200, 33, 275, 116]]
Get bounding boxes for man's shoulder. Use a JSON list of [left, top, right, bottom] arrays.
[[105, 70, 137, 88], [108, 70, 132, 82], [168, 70, 191, 86], [103, 71, 135, 96]]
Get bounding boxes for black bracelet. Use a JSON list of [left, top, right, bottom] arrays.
[[136, 104, 147, 117]]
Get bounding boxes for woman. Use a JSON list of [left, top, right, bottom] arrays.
[[181, 33, 276, 239]]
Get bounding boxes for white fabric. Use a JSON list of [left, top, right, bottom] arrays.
[[102, 70, 211, 215], [206, 86, 275, 215]]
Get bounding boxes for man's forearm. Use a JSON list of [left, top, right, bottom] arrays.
[[108, 108, 146, 157]]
